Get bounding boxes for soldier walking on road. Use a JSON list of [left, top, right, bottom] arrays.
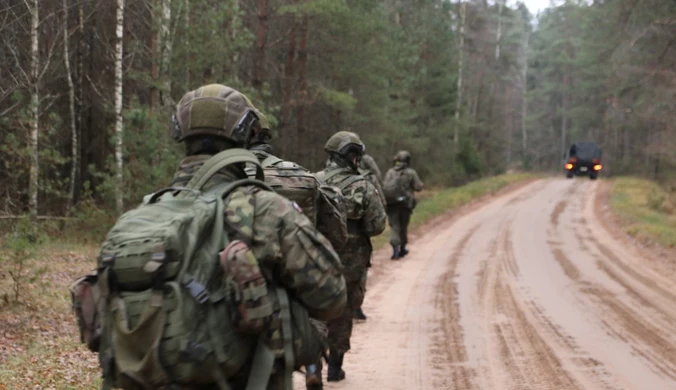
[[168, 84, 347, 389], [382, 150, 424, 260], [314, 131, 387, 384], [244, 111, 349, 390]]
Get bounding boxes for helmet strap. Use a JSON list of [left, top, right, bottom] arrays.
[[185, 136, 237, 156]]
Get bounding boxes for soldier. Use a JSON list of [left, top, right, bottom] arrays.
[[171, 84, 347, 389], [354, 152, 385, 322], [315, 131, 387, 383], [382, 150, 424, 260], [244, 111, 348, 390]]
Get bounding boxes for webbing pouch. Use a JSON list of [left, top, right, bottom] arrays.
[[220, 240, 273, 334]]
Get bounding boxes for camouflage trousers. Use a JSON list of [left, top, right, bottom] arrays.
[[387, 204, 412, 248], [327, 257, 368, 355]]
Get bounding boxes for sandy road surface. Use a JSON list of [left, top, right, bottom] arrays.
[[293, 178, 676, 390]]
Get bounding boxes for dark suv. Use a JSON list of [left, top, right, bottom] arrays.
[[564, 142, 602, 180]]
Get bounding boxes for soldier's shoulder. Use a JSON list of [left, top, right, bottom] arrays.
[[402, 167, 416, 174]]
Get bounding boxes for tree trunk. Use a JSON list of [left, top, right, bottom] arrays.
[[150, 0, 159, 111], [77, 1, 84, 201], [160, 0, 173, 107], [282, 20, 298, 126], [28, 0, 39, 222], [560, 92, 568, 162], [295, 16, 309, 161], [115, 0, 125, 214], [253, 0, 268, 95], [184, 0, 190, 89], [63, 0, 78, 215], [521, 29, 529, 155], [495, 0, 503, 61], [454, 1, 466, 144]]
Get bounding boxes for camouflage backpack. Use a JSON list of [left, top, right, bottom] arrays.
[[247, 154, 320, 224], [382, 168, 408, 205], [247, 154, 347, 250], [72, 150, 300, 390]]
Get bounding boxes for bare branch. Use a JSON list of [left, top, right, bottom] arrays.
[[0, 100, 21, 117], [6, 42, 30, 84]]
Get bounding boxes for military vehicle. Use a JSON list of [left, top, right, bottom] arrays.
[[564, 142, 603, 180]]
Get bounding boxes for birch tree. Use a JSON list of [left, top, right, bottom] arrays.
[[454, 1, 466, 144], [114, 0, 125, 214], [27, 0, 39, 221], [63, 0, 78, 214], [160, 0, 173, 107], [495, 0, 503, 61]]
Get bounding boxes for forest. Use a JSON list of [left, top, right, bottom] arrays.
[[0, 0, 674, 219]]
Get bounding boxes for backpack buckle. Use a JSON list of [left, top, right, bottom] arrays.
[[185, 279, 209, 304]]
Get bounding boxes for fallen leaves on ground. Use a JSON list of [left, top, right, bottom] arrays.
[[0, 244, 101, 389]]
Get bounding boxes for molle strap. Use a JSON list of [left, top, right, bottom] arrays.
[[144, 243, 166, 307]]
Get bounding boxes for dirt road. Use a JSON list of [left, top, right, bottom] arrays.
[[293, 178, 676, 389]]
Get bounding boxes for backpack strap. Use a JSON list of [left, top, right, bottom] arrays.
[[261, 154, 283, 168], [243, 290, 295, 390], [245, 337, 276, 390], [207, 178, 274, 201], [186, 149, 265, 190]]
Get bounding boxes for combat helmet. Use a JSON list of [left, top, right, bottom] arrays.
[[394, 150, 411, 165], [325, 131, 365, 156], [173, 84, 262, 147]]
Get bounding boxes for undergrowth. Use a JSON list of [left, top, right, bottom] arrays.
[[609, 177, 676, 248]]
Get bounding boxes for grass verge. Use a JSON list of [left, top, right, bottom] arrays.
[[372, 173, 537, 249], [608, 177, 676, 248], [0, 242, 101, 389]]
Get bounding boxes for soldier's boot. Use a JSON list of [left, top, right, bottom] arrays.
[[400, 246, 409, 257], [391, 244, 401, 260], [354, 307, 367, 321], [326, 352, 346, 382], [305, 361, 323, 390]]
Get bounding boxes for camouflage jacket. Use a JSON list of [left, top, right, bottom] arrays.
[[171, 155, 347, 322], [316, 161, 387, 247], [247, 149, 348, 251], [383, 162, 424, 208]]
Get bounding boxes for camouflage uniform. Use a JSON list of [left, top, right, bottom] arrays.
[[170, 84, 347, 390], [383, 152, 423, 259], [315, 132, 386, 382], [171, 156, 347, 389]]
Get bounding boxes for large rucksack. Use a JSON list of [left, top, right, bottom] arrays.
[[248, 154, 347, 250], [247, 154, 320, 224], [72, 150, 315, 390], [382, 168, 408, 205]]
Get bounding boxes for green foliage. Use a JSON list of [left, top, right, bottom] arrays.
[[610, 177, 676, 248], [0, 219, 45, 304], [122, 102, 183, 202]]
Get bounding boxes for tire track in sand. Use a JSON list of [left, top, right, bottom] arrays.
[[435, 226, 481, 390]]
